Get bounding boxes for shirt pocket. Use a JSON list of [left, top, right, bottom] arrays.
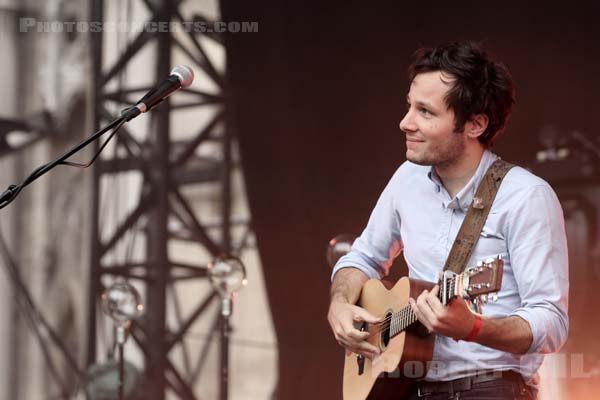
[[476, 211, 508, 256]]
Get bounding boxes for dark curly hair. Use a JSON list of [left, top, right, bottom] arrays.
[[408, 41, 516, 147]]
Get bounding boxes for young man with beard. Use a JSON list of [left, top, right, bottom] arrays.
[[328, 42, 569, 399]]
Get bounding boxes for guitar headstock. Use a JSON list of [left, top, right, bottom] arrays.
[[440, 256, 504, 309], [460, 256, 503, 302]]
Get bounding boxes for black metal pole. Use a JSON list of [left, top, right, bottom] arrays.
[[220, 298, 231, 400], [145, 1, 173, 398], [118, 341, 125, 400], [87, 0, 104, 376]]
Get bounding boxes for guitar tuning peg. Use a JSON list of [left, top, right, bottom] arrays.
[[481, 294, 488, 303], [476, 261, 484, 267], [491, 293, 499, 302]]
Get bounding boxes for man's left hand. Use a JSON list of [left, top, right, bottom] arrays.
[[408, 285, 477, 340]]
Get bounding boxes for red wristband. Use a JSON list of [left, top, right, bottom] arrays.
[[457, 315, 482, 342]]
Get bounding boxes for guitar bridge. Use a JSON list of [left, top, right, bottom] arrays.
[[356, 321, 367, 375], [357, 354, 365, 375]]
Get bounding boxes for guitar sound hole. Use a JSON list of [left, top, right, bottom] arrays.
[[380, 311, 392, 350]]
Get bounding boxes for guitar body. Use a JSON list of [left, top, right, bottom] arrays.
[[341, 258, 503, 400], [343, 277, 435, 400]]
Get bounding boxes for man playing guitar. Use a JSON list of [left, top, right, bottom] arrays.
[[328, 42, 569, 399]]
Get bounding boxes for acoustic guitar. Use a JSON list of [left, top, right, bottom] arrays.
[[343, 257, 504, 400]]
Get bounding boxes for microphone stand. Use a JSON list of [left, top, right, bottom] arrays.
[[115, 323, 129, 400], [220, 296, 232, 400]]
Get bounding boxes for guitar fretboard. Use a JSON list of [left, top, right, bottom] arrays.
[[387, 276, 457, 338]]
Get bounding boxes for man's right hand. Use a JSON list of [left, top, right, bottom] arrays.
[[327, 300, 382, 359]]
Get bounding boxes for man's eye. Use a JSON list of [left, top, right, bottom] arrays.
[[419, 108, 431, 116]]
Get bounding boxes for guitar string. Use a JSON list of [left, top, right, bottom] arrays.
[[369, 295, 441, 336], [366, 276, 458, 337], [362, 265, 497, 336], [368, 282, 450, 337], [372, 268, 492, 335]]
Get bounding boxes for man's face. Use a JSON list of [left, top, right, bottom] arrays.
[[399, 71, 466, 168]]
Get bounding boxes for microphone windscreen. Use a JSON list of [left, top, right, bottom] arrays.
[[170, 65, 194, 88]]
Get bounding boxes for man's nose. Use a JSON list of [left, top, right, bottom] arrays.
[[399, 110, 416, 133]]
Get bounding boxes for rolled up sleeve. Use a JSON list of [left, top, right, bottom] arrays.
[[507, 184, 569, 354], [331, 170, 403, 281]]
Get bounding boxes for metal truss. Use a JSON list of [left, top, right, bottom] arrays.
[[87, 0, 250, 399]]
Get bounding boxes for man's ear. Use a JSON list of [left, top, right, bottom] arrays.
[[466, 114, 489, 139]]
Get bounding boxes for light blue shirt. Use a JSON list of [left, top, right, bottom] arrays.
[[332, 150, 569, 386]]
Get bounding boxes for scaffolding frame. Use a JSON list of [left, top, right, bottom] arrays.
[[87, 1, 246, 398]]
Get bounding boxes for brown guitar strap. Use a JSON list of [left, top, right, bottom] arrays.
[[442, 158, 514, 274]]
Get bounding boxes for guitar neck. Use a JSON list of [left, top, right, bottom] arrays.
[[388, 277, 455, 338], [388, 304, 419, 338], [384, 257, 503, 339]]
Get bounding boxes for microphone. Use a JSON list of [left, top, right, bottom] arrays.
[[122, 65, 194, 121]]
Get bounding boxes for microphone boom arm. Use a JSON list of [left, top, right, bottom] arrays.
[[0, 114, 126, 209]]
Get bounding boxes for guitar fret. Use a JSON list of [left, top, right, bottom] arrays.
[[402, 307, 406, 331], [391, 277, 458, 340], [388, 304, 425, 340], [398, 309, 402, 335], [398, 310, 402, 334]]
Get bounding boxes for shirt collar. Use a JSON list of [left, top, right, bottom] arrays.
[[427, 149, 498, 211]]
